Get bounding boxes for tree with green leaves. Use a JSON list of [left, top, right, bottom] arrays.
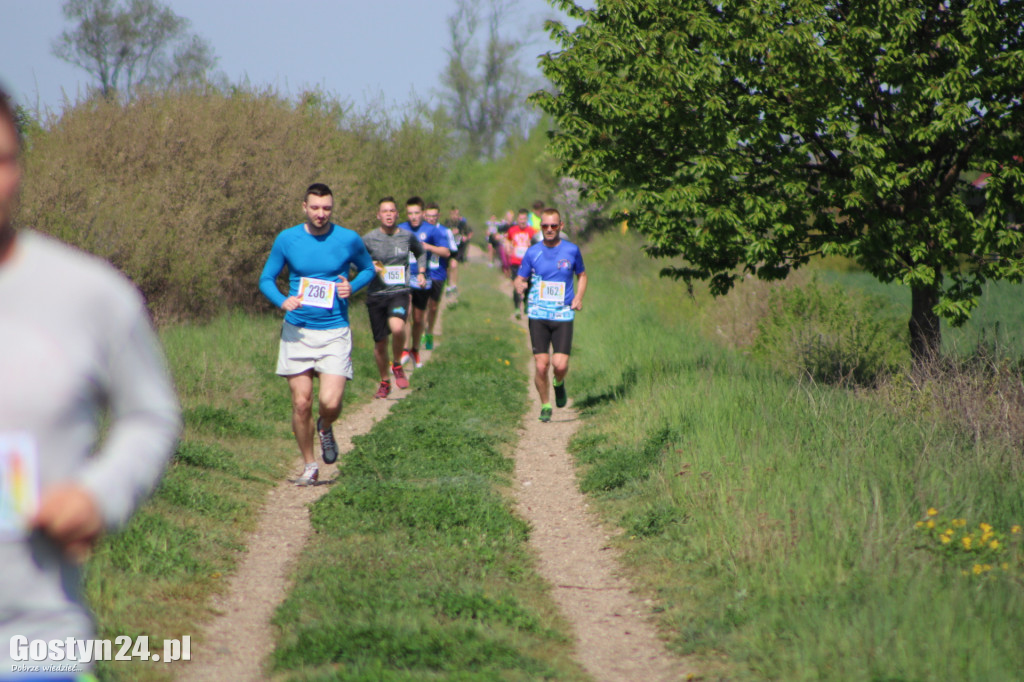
[[533, 0, 1024, 359], [53, 0, 217, 99]]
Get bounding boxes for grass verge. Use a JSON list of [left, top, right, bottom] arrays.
[[269, 264, 587, 680], [568, 232, 1024, 681]]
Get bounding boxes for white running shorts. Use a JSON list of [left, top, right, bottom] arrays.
[[276, 322, 353, 378]]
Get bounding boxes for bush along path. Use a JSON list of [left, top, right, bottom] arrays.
[[175, 328, 436, 682]]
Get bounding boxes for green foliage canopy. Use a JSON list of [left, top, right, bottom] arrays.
[[533, 0, 1024, 357]]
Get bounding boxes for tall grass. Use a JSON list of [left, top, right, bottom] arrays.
[[569, 232, 1024, 680]]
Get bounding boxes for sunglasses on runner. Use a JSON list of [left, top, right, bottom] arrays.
[[541, 223, 560, 228]]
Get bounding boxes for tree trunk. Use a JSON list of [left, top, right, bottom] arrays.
[[909, 284, 941, 363]]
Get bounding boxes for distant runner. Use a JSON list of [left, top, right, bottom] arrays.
[[514, 208, 587, 422], [362, 196, 428, 399], [259, 183, 375, 485], [398, 196, 451, 366], [506, 208, 537, 319], [421, 202, 458, 350]]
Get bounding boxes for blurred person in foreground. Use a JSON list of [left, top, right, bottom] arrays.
[[0, 85, 182, 676]]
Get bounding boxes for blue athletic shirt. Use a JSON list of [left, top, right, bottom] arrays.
[[517, 239, 586, 321], [399, 221, 428, 288], [259, 223, 375, 329]]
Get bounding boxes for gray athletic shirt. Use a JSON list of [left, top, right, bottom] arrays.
[[0, 231, 181, 663], [361, 227, 428, 297]]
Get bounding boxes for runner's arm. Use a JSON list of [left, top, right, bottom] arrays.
[[346, 237, 376, 295], [571, 271, 588, 311], [258, 239, 288, 308]]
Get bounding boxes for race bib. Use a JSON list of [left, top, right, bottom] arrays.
[[428, 255, 440, 270], [0, 433, 39, 540], [538, 280, 566, 303], [297, 277, 337, 308], [382, 265, 407, 285]]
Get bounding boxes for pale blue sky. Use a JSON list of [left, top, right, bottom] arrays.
[[0, 0, 571, 114]]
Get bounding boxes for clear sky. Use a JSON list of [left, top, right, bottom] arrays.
[[0, 0, 571, 114]]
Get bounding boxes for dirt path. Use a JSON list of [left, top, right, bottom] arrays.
[[499, 270, 695, 682], [178, 250, 695, 680], [176, 354, 430, 681]]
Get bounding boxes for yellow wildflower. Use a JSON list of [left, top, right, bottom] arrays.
[[1012, 525, 1021, 534], [980, 523, 993, 534], [973, 564, 983, 575], [954, 519, 967, 528], [962, 536, 973, 550], [504, 360, 510, 365], [990, 540, 1000, 550], [926, 520, 935, 529], [1002, 563, 1010, 571], [915, 521, 925, 529], [927, 508, 939, 517], [940, 535, 951, 545], [983, 564, 993, 572]]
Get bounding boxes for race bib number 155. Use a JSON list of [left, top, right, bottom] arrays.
[[298, 277, 337, 308]]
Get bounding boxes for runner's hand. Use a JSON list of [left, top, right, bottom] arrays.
[[336, 276, 351, 299], [282, 296, 302, 311], [32, 484, 104, 563], [571, 296, 584, 311], [416, 273, 426, 288]]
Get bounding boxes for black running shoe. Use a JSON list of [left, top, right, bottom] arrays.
[[317, 417, 339, 464]]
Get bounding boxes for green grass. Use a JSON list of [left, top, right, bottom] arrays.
[[566, 232, 1024, 681], [270, 265, 587, 680], [85, 308, 378, 682], [821, 269, 1024, 359]]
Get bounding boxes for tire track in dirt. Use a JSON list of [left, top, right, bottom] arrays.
[[498, 260, 697, 681], [176, 338, 435, 681]]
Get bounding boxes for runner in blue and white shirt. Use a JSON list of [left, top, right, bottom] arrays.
[[398, 196, 451, 366], [514, 207, 588, 423], [420, 201, 458, 351]]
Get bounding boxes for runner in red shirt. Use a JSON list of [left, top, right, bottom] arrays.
[[505, 208, 537, 318]]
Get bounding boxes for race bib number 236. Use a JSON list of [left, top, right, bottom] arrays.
[[298, 277, 337, 308]]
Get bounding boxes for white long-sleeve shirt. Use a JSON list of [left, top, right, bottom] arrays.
[[0, 231, 181, 665]]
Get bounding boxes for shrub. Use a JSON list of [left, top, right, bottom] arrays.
[[16, 87, 448, 322], [752, 277, 907, 386]]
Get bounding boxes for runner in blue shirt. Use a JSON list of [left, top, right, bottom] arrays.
[[514, 207, 588, 422], [421, 201, 459, 350], [259, 183, 375, 484], [398, 196, 451, 366]]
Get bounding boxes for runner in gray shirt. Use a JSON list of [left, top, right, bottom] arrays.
[[0, 86, 181, 671], [362, 196, 428, 398]]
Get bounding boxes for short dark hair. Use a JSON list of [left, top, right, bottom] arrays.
[[532, 200, 544, 211], [305, 183, 332, 200], [518, 208, 529, 216], [541, 208, 561, 223], [424, 201, 440, 212], [378, 195, 396, 207]]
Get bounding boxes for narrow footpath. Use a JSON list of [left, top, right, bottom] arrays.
[[177, 251, 695, 681], [500, 274, 695, 682], [175, 350, 431, 681]]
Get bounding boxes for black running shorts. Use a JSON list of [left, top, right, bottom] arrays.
[[528, 318, 574, 356]]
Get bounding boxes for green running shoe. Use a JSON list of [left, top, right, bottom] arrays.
[[424, 333, 434, 350], [554, 380, 567, 408], [539, 405, 553, 422]]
